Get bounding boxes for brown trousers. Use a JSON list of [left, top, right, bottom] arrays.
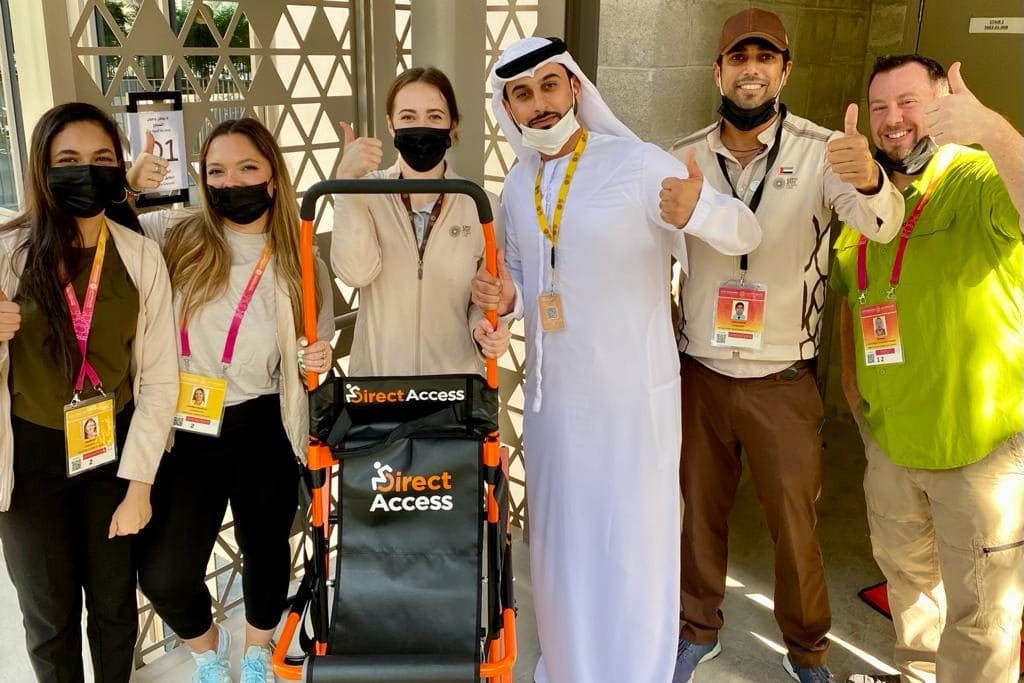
[[678, 354, 831, 667]]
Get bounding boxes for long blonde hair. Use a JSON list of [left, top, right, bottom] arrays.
[[163, 118, 321, 335]]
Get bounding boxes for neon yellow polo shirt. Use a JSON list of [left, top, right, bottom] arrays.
[[831, 145, 1023, 469]]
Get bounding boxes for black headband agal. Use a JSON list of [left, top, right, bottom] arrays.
[[495, 37, 568, 79]]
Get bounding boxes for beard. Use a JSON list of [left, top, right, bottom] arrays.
[[873, 133, 937, 176]]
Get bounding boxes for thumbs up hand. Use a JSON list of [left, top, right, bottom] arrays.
[[827, 103, 881, 193], [334, 121, 383, 180], [660, 149, 706, 228], [924, 62, 990, 147], [0, 289, 21, 342], [125, 130, 168, 193]]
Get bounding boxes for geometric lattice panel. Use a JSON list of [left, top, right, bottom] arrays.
[[483, 1, 539, 534], [395, 1, 411, 75], [483, 2, 538, 196], [70, 0, 355, 228]]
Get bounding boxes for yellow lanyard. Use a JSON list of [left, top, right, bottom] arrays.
[[533, 129, 588, 280]]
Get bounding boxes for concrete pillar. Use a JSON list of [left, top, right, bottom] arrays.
[[410, 0, 486, 184]]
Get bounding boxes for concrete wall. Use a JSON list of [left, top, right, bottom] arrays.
[[596, 0, 919, 150]]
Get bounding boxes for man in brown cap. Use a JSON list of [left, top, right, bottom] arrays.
[[670, 8, 906, 683]]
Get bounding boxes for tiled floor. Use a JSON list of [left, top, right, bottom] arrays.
[[1, 416, 923, 682]]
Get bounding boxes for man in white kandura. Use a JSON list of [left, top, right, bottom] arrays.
[[473, 36, 762, 683]]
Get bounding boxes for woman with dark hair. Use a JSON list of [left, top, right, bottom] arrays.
[[0, 102, 178, 682], [128, 117, 333, 683], [332, 66, 511, 375]]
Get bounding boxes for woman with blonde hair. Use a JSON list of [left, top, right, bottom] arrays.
[[130, 117, 333, 683]]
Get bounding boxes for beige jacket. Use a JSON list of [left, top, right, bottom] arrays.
[[0, 220, 179, 511], [671, 112, 905, 363], [331, 163, 502, 376], [139, 211, 334, 462]]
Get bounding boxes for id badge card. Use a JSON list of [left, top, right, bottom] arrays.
[[538, 292, 566, 332], [859, 302, 904, 366], [173, 372, 228, 436], [64, 394, 117, 477], [711, 282, 767, 350]]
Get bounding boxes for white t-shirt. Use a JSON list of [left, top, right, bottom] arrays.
[[184, 227, 281, 405]]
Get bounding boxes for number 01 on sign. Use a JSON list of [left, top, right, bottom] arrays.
[[127, 91, 190, 207]]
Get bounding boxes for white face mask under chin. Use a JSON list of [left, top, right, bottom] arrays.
[[516, 96, 581, 156]]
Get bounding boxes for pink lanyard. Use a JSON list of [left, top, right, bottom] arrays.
[[63, 224, 108, 394], [857, 175, 942, 301], [180, 244, 272, 367]]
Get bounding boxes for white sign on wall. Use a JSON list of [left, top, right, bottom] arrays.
[[969, 17, 1024, 34]]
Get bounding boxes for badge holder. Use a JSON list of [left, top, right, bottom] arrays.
[[711, 271, 768, 351], [857, 287, 904, 366], [64, 389, 117, 478], [62, 222, 117, 477], [173, 358, 228, 436], [853, 169, 944, 369], [538, 258, 566, 333]]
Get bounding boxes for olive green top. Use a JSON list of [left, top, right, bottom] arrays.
[[9, 242, 139, 428]]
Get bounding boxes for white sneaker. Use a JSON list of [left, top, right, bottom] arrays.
[[240, 644, 276, 683], [191, 623, 231, 683]]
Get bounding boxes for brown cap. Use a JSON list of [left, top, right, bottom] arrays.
[[717, 8, 789, 56]]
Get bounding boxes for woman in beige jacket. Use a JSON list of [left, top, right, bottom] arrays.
[[0, 102, 178, 683], [333, 67, 510, 376], [127, 118, 333, 683]]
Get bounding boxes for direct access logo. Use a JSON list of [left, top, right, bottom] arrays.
[[345, 382, 466, 404], [369, 461, 454, 513]]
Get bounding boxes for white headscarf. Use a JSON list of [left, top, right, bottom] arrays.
[[489, 36, 638, 161]]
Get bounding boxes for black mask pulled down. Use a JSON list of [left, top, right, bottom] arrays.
[[207, 182, 274, 225], [718, 95, 779, 132], [394, 127, 452, 173], [873, 137, 937, 177], [47, 164, 128, 218]]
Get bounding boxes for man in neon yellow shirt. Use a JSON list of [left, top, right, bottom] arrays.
[[831, 55, 1024, 683]]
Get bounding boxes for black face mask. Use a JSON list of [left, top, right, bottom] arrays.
[[394, 127, 452, 173], [47, 164, 127, 218], [718, 95, 780, 132], [207, 182, 274, 225], [873, 136, 937, 177]]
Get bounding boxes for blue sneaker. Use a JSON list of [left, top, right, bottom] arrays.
[[240, 645, 276, 683], [783, 654, 836, 682], [191, 623, 231, 683], [672, 637, 722, 683]]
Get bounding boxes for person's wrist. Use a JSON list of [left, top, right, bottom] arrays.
[[856, 164, 883, 195], [978, 108, 1008, 149], [126, 481, 152, 498]]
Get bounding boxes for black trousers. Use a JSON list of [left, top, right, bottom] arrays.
[[138, 393, 299, 638], [0, 407, 137, 683]]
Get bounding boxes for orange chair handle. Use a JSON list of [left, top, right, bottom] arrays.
[[297, 178, 500, 390]]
